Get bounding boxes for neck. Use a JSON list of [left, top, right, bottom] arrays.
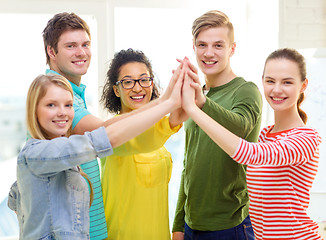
[[205, 68, 237, 88], [272, 108, 305, 133], [50, 66, 82, 86]]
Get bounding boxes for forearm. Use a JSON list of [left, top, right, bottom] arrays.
[[113, 116, 181, 156], [106, 99, 175, 148], [169, 109, 187, 129], [187, 105, 241, 157], [103, 98, 162, 127], [8, 181, 18, 212], [172, 172, 186, 232]]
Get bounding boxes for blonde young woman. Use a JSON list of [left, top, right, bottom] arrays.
[[181, 48, 323, 240], [8, 70, 183, 239]]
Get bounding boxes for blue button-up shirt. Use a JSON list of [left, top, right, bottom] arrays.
[[8, 127, 113, 240], [45, 69, 108, 239]]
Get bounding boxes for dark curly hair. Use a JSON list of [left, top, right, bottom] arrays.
[[101, 48, 160, 114]]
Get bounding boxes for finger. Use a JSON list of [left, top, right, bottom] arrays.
[[169, 62, 183, 86], [184, 58, 198, 74], [183, 72, 192, 92], [190, 81, 202, 91], [187, 69, 201, 85]]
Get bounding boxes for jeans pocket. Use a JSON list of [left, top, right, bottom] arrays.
[[243, 223, 255, 240]]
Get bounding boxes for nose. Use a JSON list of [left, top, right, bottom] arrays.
[[75, 45, 86, 57], [204, 46, 214, 58], [272, 82, 282, 93], [132, 81, 143, 92], [57, 105, 67, 116]]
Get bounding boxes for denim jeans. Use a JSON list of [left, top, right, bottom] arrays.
[[184, 215, 255, 240]]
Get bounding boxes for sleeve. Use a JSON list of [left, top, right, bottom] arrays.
[[112, 116, 182, 156], [172, 169, 186, 232], [202, 82, 262, 138], [232, 129, 322, 166], [23, 127, 113, 176], [7, 181, 18, 212], [72, 94, 91, 129]]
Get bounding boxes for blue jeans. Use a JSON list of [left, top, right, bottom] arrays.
[[184, 215, 255, 240]]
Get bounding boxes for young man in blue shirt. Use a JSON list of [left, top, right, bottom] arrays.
[[43, 12, 108, 239]]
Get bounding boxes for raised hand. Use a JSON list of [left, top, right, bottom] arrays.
[[181, 71, 197, 114], [168, 63, 185, 112], [161, 62, 183, 101], [182, 58, 206, 108]]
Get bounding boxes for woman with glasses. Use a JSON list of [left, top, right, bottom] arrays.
[[100, 48, 182, 240]]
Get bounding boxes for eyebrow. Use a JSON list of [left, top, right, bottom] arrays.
[[121, 73, 149, 79], [264, 76, 295, 81], [196, 40, 225, 44], [63, 40, 91, 45]]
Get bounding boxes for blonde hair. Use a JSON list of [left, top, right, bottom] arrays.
[[26, 74, 93, 206], [26, 74, 73, 140], [192, 10, 234, 45]]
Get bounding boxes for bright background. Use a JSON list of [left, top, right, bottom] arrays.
[[0, 0, 325, 238]]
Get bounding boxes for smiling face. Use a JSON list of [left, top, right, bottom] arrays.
[[263, 58, 308, 114], [113, 62, 153, 114], [193, 26, 235, 84], [47, 29, 91, 85], [36, 84, 74, 139]]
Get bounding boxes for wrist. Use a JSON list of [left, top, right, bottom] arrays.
[[197, 96, 206, 109]]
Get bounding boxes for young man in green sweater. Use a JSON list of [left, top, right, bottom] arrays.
[[172, 10, 262, 240]]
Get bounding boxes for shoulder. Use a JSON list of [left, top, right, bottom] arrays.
[[234, 77, 260, 93], [232, 78, 262, 106], [290, 127, 322, 142]]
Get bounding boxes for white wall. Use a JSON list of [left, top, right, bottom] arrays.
[[279, 0, 326, 48]]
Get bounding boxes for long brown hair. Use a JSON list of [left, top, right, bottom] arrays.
[[26, 74, 93, 206], [263, 48, 308, 124]]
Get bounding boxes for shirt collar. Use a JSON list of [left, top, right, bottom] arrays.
[[45, 69, 86, 95]]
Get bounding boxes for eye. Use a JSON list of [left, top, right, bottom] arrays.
[[284, 81, 293, 85], [66, 104, 73, 108], [197, 43, 206, 48], [140, 77, 150, 83], [264, 79, 274, 84], [83, 43, 90, 48], [215, 44, 223, 48], [124, 80, 134, 85]]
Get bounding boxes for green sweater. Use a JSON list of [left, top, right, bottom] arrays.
[[172, 77, 263, 232]]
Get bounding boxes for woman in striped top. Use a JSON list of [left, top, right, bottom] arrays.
[[180, 48, 323, 240]]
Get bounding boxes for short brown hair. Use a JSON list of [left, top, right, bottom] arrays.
[[42, 12, 91, 65], [192, 10, 234, 45]]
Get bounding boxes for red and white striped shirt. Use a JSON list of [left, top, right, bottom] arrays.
[[233, 126, 323, 240]]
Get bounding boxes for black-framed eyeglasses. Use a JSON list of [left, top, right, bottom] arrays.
[[115, 77, 153, 89]]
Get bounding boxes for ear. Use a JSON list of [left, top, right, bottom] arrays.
[[301, 78, 308, 93], [192, 39, 196, 52], [47, 45, 56, 60], [113, 85, 120, 97], [229, 42, 236, 57]]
